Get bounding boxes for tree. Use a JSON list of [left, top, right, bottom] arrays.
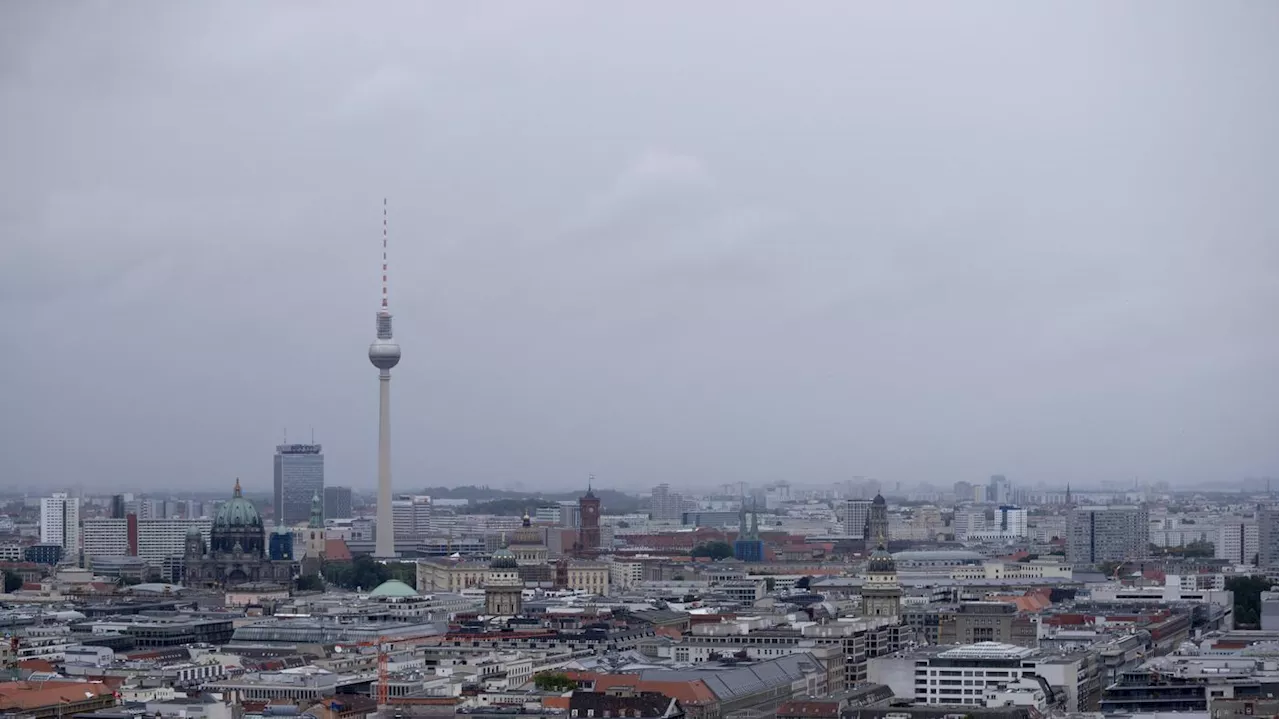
[[386, 562, 417, 584], [296, 574, 324, 592], [691, 541, 734, 560], [533, 672, 577, 692], [3, 572, 21, 593], [795, 576, 811, 590], [323, 555, 391, 591], [1226, 575, 1272, 627], [1184, 540, 1215, 558]]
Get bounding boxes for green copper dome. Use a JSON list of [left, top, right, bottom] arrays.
[[214, 478, 263, 528], [369, 579, 418, 598]]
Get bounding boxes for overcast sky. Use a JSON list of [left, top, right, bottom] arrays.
[[0, 2, 1275, 496]]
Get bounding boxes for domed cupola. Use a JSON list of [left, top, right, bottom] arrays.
[[489, 547, 519, 570], [867, 544, 897, 574], [214, 478, 263, 528]]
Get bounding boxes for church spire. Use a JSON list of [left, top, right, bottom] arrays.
[[308, 492, 323, 528]]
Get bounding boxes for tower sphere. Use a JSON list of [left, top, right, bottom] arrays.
[[369, 338, 401, 370]]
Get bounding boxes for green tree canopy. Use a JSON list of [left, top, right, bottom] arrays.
[[691, 541, 734, 560], [1226, 575, 1273, 627], [296, 574, 324, 592], [534, 672, 578, 692]]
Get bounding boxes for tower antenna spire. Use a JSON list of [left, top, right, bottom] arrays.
[[369, 197, 402, 559], [382, 197, 389, 312]]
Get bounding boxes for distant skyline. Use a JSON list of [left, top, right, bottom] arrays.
[[1, 3, 1275, 491]]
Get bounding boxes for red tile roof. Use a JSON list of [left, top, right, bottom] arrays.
[[0, 681, 115, 711], [324, 539, 352, 561]]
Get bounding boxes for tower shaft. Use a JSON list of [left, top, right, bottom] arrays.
[[374, 372, 395, 557]]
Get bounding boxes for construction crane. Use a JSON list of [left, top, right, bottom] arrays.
[[364, 632, 443, 706]]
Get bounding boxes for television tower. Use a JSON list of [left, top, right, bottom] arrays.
[[369, 198, 401, 558]]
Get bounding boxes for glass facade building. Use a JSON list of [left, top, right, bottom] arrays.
[[273, 444, 325, 526]]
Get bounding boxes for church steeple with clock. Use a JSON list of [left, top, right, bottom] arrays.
[[577, 475, 602, 554]]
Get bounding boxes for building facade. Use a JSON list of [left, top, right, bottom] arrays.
[[649, 484, 684, 521], [1258, 502, 1279, 571], [484, 547, 523, 616], [186, 479, 295, 587], [937, 603, 1039, 647], [40, 493, 80, 557], [1066, 505, 1149, 567], [323, 486, 353, 520], [577, 486, 601, 553], [841, 499, 872, 538], [273, 443, 324, 526], [860, 542, 902, 618], [865, 494, 890, 543]]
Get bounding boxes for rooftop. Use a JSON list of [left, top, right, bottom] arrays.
[[937, 642, 1040, 660]]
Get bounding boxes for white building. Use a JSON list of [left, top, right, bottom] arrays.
[[1216, 522, 1260, 565], [392, 495, 431, 541], [82, 518, 129, 561], [1149, 524, 1218, 548], [952, 509, 986, 540], [1087, 581, 1233, 612], [868, 641, 1096, 712], [82, 518, 213, 567], [138, 519, 212, 565], [40, 493, 80, 555], [841, 499, 872, 538]]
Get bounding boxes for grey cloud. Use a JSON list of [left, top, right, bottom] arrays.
[[0, 1, 1273, 494]]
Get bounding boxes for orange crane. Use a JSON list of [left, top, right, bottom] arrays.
[[371, 632, 443, 706]]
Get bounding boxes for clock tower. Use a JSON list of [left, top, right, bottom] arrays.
[[577, 476, 602, 554]]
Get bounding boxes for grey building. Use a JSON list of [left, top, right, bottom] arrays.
[[681, 510, 741, 528], [841, 499, 872, 538], [1258, 502, 1279, 571], [937, 602, 1038, 647], [1261, 591, 1278, 632], [1066, 505, 1149, 567], [273, 444, 324, 526], [323, 486, 353, 520]]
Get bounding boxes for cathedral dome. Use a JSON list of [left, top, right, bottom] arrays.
[[873, 493, 886, 506], [214, 479, 263, 528], [490, 547, 519, 570], [867, 546, 896, 573]]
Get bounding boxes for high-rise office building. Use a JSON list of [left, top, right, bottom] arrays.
[[40, 493, 80, 556], [392, 495, 431, 541], [841, 499, 872, 538], [323, 486, 353, 520], [1257, 502, 1279, 570], [987, 475, 1011, 504], [83, 518, 213, 567], [1216, 522, 1260, 565], [109, 494, 127, 520], [83, 518, 130, 561], [273, 443, 324, 526], [139, 498, 166, 520], [1066, 505, 1149, 567], [649, 484, 684, 521]]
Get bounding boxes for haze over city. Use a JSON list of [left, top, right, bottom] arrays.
[[1, 2, 1275, 493]]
